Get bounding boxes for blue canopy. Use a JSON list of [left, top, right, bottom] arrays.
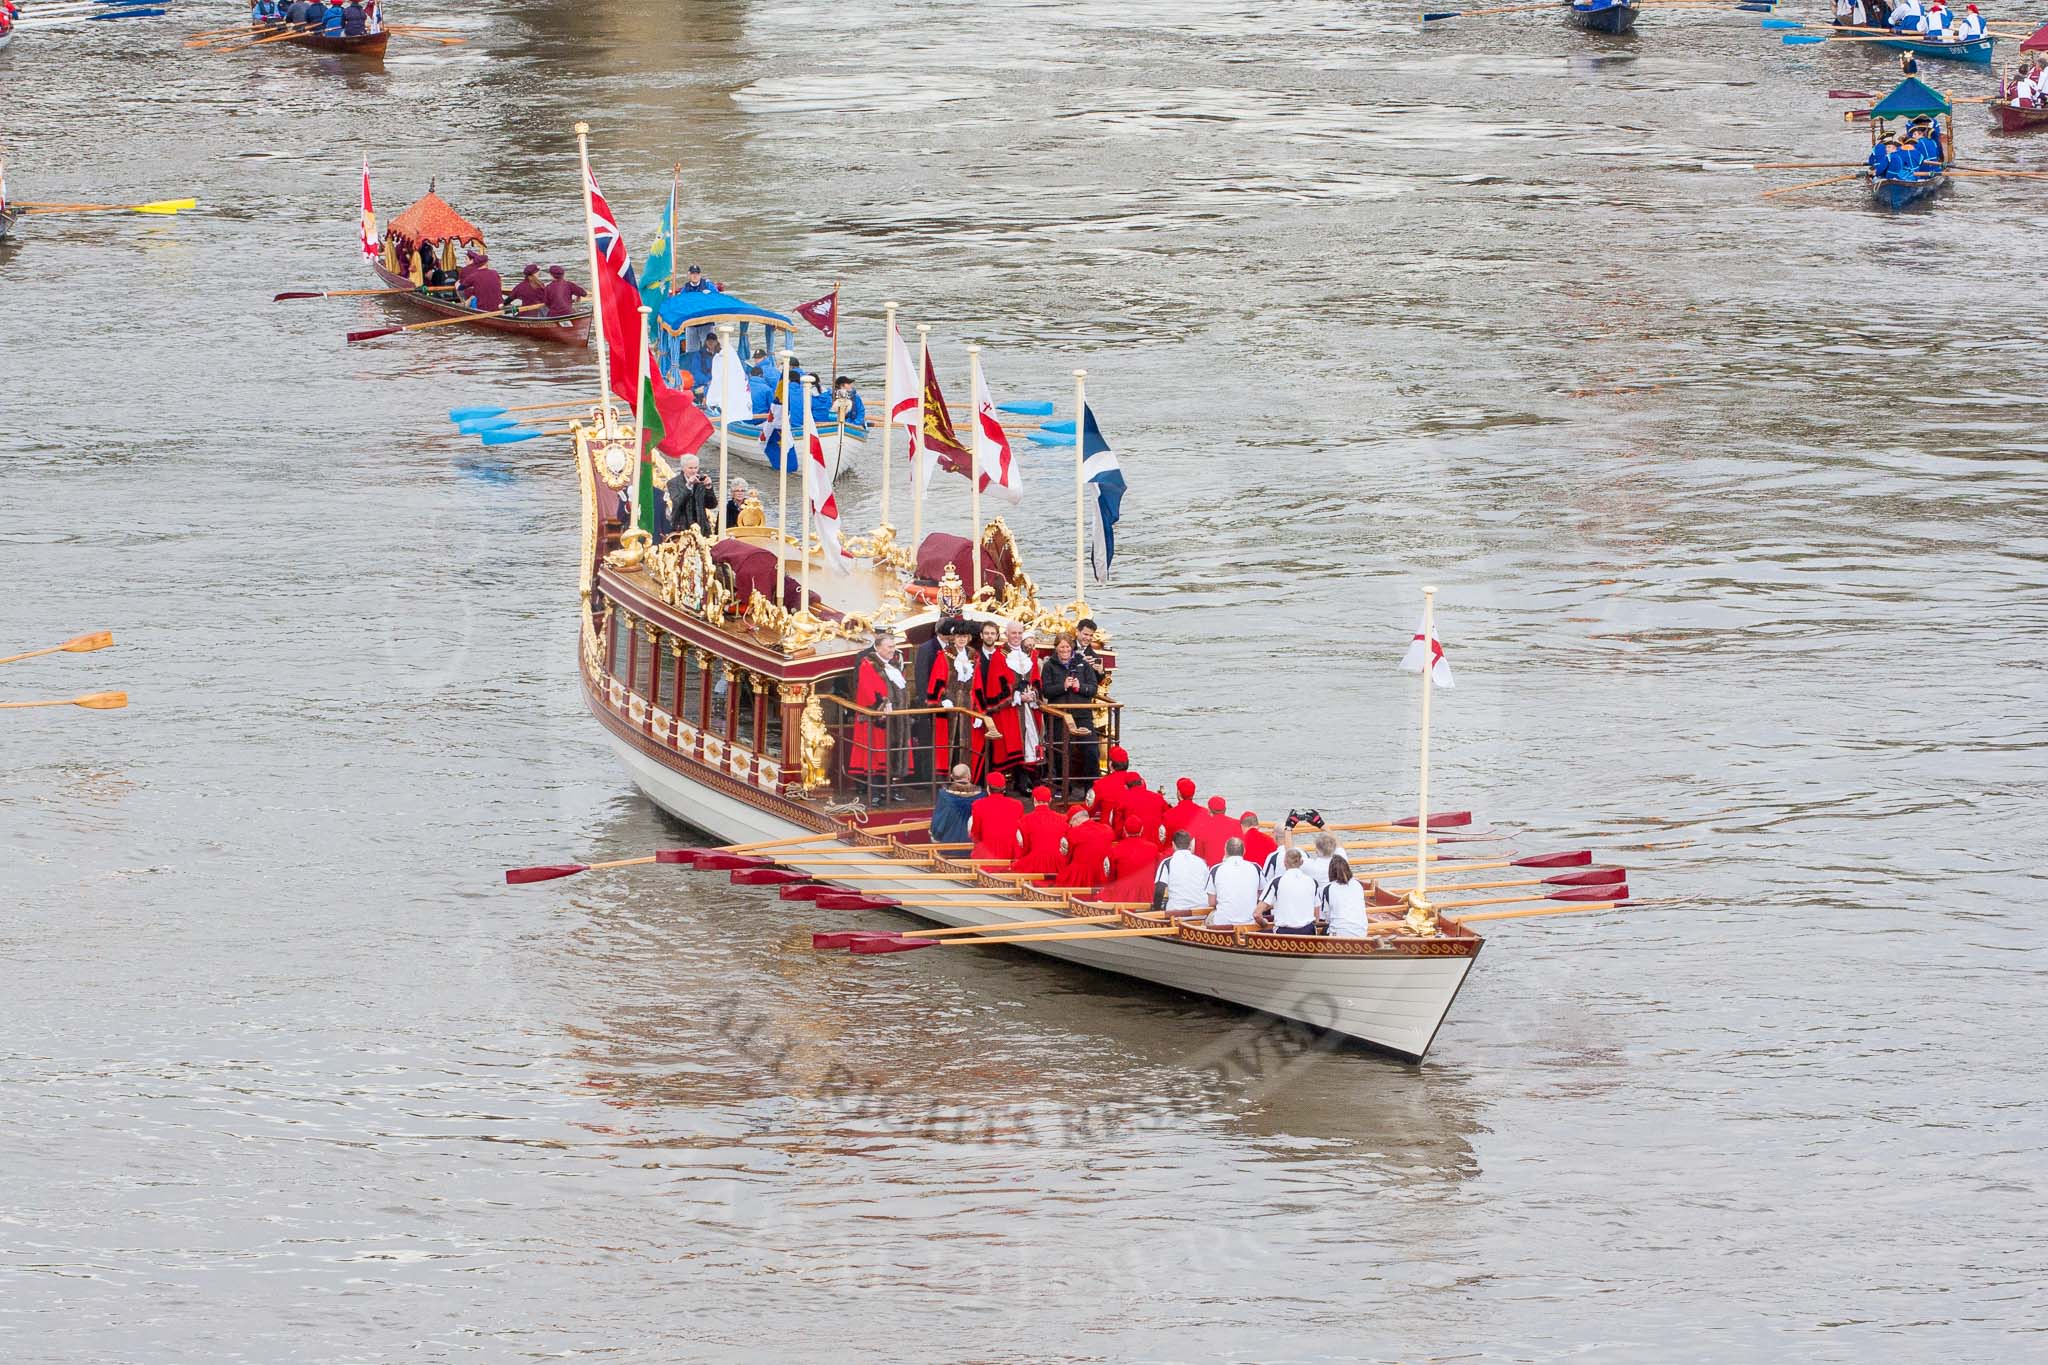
[[1870, 77, 1951, 120], [655, 288, 791, 335]]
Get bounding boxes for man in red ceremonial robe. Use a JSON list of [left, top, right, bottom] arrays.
[[1239, 812, 1278, 871], [969, 771, 1024, 863], [1011, 786, 1069, 875], [1160, 778, 1203, 844], [1000, 620, 1045, 788], [1120, 777, 1168, 850], [1053, 807, 1114, 889], [924, 619, 975, 776], [970, 620, 1024, 783], [1192, 795, 1236, 865], [848, 629, 908, 801], [1103, 817, 1164, 905]]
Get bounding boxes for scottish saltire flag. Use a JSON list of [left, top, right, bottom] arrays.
[[1080, 405, 1124, 586], [1400, 617, 1455, 689], [639, 178, 676, 315]]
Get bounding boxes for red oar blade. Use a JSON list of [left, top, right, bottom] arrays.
[[812, 930, 900, 950], [847, 934, 938, 955], [1827, 89, 1877, 98], [1391, 810, 1472, 829], [815, 892, 902, 911], [1549, 865, 1626, 886], [1509, 850, 1592, 869], [346, 326, 404, 344], [655, 848, 703, 866], [692, 852, 773, 871], [730, 867, 812, 886], [780, 883, 830, 901], [273, 291, 326, 301], [1551, 883, 1627, 903], [504, 863, 588, 885]]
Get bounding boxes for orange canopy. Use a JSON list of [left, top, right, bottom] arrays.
[[384, 190, 485, 249]]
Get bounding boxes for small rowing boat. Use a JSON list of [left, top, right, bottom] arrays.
[[1990, 22, 2048, 131], [368, 185, 591, 347], [1566, 0, 1639, 35], [1867, 75, 1953, 210], [1825, 22, 1994, 64], [250, 18, 390, 57]]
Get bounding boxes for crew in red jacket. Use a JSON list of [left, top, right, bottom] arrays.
[[1102, 817, 1164, 904], [1120, 778, 1168, 850], [1160, 778, 1203, 843], [969, 771, 1024, 862], [1011, 786, 1069, 875], [1054, 807, 1115, 888], [1239, 812, 1279, 871], [1192, 795, 1238, 865]]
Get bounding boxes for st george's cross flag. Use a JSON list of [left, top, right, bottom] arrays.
[[793, 287, 838, 340], [1400, 615, 1455, 689], [583, 165, 712, 458], [971, 358, 1022, 504], [887, 321, 919, 431], [1079, 405, 1125, 586], [359, 158, 377, 260], [798, 380, 852, 575]]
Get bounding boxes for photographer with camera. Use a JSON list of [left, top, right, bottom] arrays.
[[663, 454, 716, 539]]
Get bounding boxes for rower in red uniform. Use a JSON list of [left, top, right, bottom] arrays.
[[1192, 795, 1236, 865], [1161, 778, 1203, 843], [1053, 806, 1114, 889], [969, 771, 1024, 863], [1239, 812, 1278, 871], [1102, 815, 1164, 904], [1011, 786, 1069, 875], [1120, 777, 1167, 849], [1089, 745, 1140, 827]]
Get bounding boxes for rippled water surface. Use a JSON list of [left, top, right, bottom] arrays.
[[3, 1, 2044, 1360]]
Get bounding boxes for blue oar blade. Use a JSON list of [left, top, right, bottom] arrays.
[[88, 6, 168, 18], [1761, 18, 1802, 28], [1026, 431, 1070, 447], [1420, 10, 1463, 19], [1782, 34, 1828, 44], [1036, 418, 1076, 435], [456, 415, 524, 434], [995, 400, 1054, 416], [448, 405, 509, 422], [480, 428, 548, 446]]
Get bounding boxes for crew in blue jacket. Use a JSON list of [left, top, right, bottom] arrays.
[[812, 376, 867, 428], [1868, 136, 1895, 178]]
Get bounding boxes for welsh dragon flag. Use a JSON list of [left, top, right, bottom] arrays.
[[635, 370, 664, 539], [584, 165, 712, 459]]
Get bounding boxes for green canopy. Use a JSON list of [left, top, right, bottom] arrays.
[[1870, 76, 1951, 120]]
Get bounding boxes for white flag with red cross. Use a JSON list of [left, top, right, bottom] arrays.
[[1400, 616, 1454, 689]]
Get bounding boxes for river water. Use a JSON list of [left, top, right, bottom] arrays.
[[3, 1, 2044, 1360]]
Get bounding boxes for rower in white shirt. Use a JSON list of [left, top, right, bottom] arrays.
[[1319, 856, 1375, 939], [1890, 0, 1925, 29], [1954, 3, 1985, 37], [1153, 831, 1212, 915], [1922, 1, 1950, 35], [1257, 849, 1322, 936], [1204, 840, 1263, 928]]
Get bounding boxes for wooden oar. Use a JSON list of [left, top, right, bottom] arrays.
[[1415, 866, 1625, 895], [211, 26, 333, 53], [1420, 1, 1562, 20], [1761, 172, 1865, 197], [1741, 161, 1870, 170], [1316, 809, 1473, 833], [0, 691, 129, 711], [1944, 167, 2048, 179], [347, 305, 544, 344], [850, 924, 1176, 953], [1429, 884, 1626, 911], [275, 286, 454, 301], [816, 912, 1133, 950], [503, 822, 929, 883], [1374, 849, 1592, 877], [16, 198, 197, 216], [1450, 898, 1631, 924], [0, 630, 113, 667]]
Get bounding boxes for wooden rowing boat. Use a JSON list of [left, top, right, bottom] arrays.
[[1990, 100, 2048, 132], [1828, 24, 1994, 64], [368, 186, 591, 347], [250, 19, 390, 57], [565, 411, 1533, 1061], [1869, 171, 1946, 209], [1566, 0, 1639, 35], [0, 205, 19, 244], [1865, 74, 1955, 211]]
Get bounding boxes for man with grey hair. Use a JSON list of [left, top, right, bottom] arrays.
[[664, 454, 714, 538]]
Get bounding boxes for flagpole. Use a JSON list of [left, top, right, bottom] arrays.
[[828, 281, 840, 384], [1414, 585, 1437, 902], [776, 348, 794, 587], [967, 344, 984, 601], [912, 323, 930, 557], [1073, 369, 1087, 607], [715, 322, 734, 538], [571, 122, 615, 434], [799, 381, 814, 618], [633, 304, 653, 533], [830, 283, 844, 498], [880, 301, 897, 533]]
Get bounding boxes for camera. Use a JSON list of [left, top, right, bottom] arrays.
[[1284, 808, 1324, 831]]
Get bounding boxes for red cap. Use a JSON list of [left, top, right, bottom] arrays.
[[1176, 778, 1196, 797], [1032, 785, 1052, 801], [1207, 796, 1227, 813], [1240, 811, 1257, 824], [988, 772, 1007, 790], [1108, 746, 1129, 764]]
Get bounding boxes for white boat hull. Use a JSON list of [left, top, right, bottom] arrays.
[[597, 725, 1478, 1061]]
